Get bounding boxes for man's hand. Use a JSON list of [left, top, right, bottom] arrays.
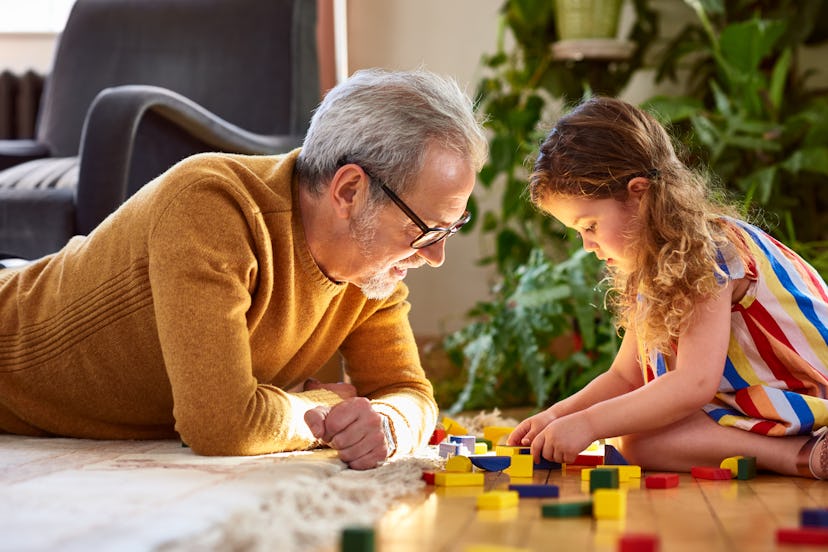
[[304, 397, 393, 470]]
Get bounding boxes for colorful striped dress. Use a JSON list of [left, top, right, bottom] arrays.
[[642, 218, 828, 436]]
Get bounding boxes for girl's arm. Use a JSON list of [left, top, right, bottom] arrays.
[[508, 328, 642, 446], [531, 280, 734, 462]]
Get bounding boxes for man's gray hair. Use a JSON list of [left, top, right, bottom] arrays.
[[296, 68, 488, 200]]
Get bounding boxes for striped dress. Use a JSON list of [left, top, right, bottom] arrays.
[[642, 219, 828, 436]]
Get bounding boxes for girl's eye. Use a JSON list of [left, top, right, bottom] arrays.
[[583, 223, 596, 233]]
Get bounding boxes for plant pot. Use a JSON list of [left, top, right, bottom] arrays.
[[554, 0, 623, 40]]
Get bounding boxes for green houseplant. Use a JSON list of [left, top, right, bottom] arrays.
[[644, 0, 828, 276]]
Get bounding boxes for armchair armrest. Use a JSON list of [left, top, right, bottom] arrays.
[[76, 84, 304, 234], [0, 140, 50, 171]]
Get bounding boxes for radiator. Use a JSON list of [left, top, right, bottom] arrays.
[[0, 70, 45, 140]]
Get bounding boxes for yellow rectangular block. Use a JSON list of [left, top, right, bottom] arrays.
[[477, 490, 519, 510], [593, 489, 626, 520], [495, 445, 528, 457], [474, 442, 489, 454], [505, 454, 533, 478], [434, 471, 485, 487], [581, 468, 594, 481], [597, 464, 642, 481], [483, 426, 515, 446]]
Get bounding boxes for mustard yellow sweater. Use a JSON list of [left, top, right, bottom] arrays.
[[0, 150, 437, 456]]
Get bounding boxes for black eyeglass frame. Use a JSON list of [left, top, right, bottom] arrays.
[[359, 166, 472, 249]]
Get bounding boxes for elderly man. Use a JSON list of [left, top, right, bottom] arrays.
[[0, 69, 488, 470]]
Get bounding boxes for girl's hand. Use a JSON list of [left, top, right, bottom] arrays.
[[531, 412, 595, 464], [507, 408, 558, 447]]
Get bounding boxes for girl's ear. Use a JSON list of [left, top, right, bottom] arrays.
[[627, 176, 650, 199]]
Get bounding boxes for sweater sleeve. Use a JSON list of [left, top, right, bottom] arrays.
[[146, 173, 339, 456], [339, 287, 439, 456]]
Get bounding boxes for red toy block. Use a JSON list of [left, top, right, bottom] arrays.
[[777, 527, 828, 545], [690, 466, 733, 480], [618, 533, 659, 552], [429, 428, 447, 445], [573, 453, 604, 466], [644, 473, 679, 489], [421, 471, 435, 485]]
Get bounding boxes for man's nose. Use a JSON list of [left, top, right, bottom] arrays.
[[416, 240, 446, 267]]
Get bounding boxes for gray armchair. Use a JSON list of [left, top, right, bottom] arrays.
[[0, 0, 319, 260]]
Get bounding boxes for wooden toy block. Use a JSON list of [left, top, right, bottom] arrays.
[[505, 454, 533, 478], [737, 456, 757, 480], [719, 455, 743, 477], [603, 444, 630, 465], [434, 472, 485, 487], [450, 435, 476, 456], [508, 483, 559, 498], [483, 426, 515, 445], [341, 525, 375, 552], [439, 442, 459, 458], [477, 490, 519, 510], [644, 473, 679, 489], [581, 468, 594, 481], [445, 455, 473, 473], [541, 500, 593, 518], [422, 471, 435, 485], [469, 455, 511, 472], [474, 442, 489, 454], [442, 416, 469, 436], [618, 533, 659, 552], [590, 467, 620, 493], [533, 457, 562, 470], [801, 508, 828, 528], [428, 428, 447, 445], [573, 453, 604, 466], [593, 488, 626, 520], [599, 464, 642, 481], [776, 527, 828, 545], [496, 445, 528, 457], [691, 466, 733, 480]]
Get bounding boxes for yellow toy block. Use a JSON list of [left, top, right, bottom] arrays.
[[434, 472, 485, 487], [597, 464, 642, 481], [477, 490, 519, 510], [474, 442, 489, 454], [505, 454, 533, 478], [720, 455, 744, 478], [445, 455, 473, 473], [482, 426, 515, 445], [442, 416, 469, 436], [581, 468, 594, 481], [593, 488, 626, 520], [495, 445, 528, 457]]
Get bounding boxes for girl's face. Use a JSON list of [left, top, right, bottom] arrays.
[[541, 193, 642, 272]]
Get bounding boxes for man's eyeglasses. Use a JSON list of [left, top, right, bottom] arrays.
[[362, 167, 471, 249]]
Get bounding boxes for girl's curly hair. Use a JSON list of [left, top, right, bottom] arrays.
[[529, 97, 747, 355]]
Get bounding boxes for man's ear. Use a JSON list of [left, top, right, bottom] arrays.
[[329, 164, 368, 219], [627, 176, 650, 199]]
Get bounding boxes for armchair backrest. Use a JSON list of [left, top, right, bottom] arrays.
[[36, 0, 319, 157]]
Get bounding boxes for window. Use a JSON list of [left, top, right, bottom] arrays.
[[0, 0, 75, 33]]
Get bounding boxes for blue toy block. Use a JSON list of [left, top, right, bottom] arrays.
[[603, 444, 629, 465], [508, 483, 559, 498], [468, 455, 511, 472], [802, 508, 828, 528], [533, 457, 562, 470]]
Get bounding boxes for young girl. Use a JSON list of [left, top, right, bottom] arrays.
[[508, 97, 828, 478]]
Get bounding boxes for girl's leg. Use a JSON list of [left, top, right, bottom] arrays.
[[609, 410, 814, 477]]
